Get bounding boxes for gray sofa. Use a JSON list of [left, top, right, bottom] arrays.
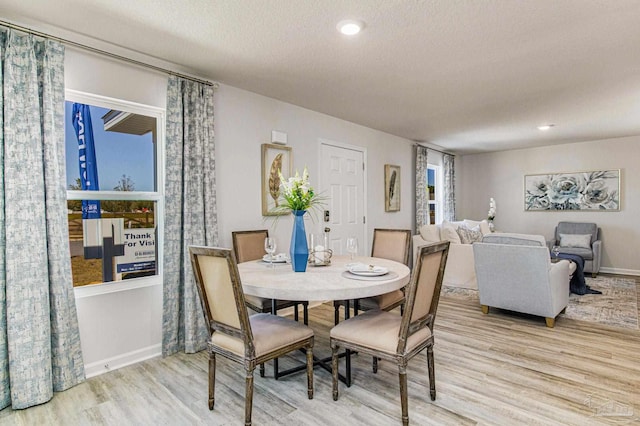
[[548, 221, 601, 277], [473, 233, 570, 328]]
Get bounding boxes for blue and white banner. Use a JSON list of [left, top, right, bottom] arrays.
[[72, 103, 101, 219]]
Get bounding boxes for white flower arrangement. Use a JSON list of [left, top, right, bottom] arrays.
[[488, 197, 496, 221], [277, 167, 322, 213]]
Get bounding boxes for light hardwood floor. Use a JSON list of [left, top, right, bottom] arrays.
[[1, 296, 639, 425]]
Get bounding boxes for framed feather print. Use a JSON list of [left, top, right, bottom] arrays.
[[261, 143, 292, 216], [385, 164, 401, 212]]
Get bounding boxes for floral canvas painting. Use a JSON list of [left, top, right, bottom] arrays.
[[524, 170, 620, 211]]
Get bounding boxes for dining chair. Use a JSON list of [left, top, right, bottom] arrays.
[[232, 230, 309, 323], [330, 241, 449, 426], [189, 246, 314, 426], [357, 228, 412, 312], [232, 230, 309, 378]]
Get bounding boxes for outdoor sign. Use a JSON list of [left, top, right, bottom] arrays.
[[72, 102, 101, 219], [116, 228, 156, 274]]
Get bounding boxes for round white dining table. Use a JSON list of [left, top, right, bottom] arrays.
[[237, 255, 410, 301]]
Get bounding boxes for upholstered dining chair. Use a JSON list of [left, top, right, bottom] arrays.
[[357, 228, 412, 312], [232, 230, 309, 324], [330, 241, 449, 426], [232, 230, 310, 378], [189, 246, 314, 426]]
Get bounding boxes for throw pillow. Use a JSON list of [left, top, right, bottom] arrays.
[[464, 219, 491, 235], [419, 224, 440, 242], [440, 221, 462, 244], [456, 225, 483, 244], [559, 233, 591, 249]]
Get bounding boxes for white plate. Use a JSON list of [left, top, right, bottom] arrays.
[[262, 254, 288, 263], [347, 265, 389, 276]]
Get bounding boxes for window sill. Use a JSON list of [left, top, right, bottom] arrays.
[[74, 275, 161, 299]]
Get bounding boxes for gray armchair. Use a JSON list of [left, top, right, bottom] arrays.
[[550, 222, 601, 277], [473, 233, 570, 327]]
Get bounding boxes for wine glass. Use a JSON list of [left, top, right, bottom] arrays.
[[264, 237, 277, 268], [346, 237, 358, 261], [552, 245, 560, 258]]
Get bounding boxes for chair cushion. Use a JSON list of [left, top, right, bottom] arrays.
[[559, 233, 592, 249], [210, 313, 313, 358], [330, 310, 431, 355], [358, 290, 405, 311]]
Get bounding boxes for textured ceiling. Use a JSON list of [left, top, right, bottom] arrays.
[[2, 0, 640, 154]]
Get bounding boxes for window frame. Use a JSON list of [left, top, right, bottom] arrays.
[[427, 164, 443, 225], [66, 89, 165, 298]]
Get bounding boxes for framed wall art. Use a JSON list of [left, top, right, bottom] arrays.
[[385, 164, 401, 212], [524, 169, 620, 211], [261, 143, 292, 216]]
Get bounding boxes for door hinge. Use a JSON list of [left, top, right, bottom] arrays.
[[363, 216, 366, 224]]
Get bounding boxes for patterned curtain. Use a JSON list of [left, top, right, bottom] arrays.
[[162, 76, 218, 356], [415, 145, 429, 232], [0, 29, 84, 409], [443, 153, 456, 222]]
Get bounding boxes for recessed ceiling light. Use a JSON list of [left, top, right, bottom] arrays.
[[337, 20, 364, 36], [537, 124, 555, 131]]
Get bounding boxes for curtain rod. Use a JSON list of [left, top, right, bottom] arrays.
[[414, 143, 454, 156], [0, 19, 218, 88]]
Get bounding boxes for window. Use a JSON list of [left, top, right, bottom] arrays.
[[427, 165, 442, 224], [65, 90, 164, 288]]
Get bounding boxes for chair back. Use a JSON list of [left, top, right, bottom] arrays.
[[555, 222, 598, 245], [371, 228, 412, 266], [397, 241, 449, 353], [189, 246, 254, 352], [232, 230, 269, 263]]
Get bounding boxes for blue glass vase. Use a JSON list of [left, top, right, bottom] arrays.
[[290, 210, 308, 272]]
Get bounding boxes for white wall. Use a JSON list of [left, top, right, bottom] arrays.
[[214, 84, 415, 255], [66, 47, 166, 377], [457, 136, 640, 274]]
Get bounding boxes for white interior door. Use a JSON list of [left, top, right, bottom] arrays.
[[319, 142, 366, 256]]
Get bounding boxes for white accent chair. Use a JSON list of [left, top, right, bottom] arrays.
[[473, 233, 570, 328]]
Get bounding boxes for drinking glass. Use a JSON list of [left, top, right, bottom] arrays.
[[346, 237, 358, 261], [264, 237, 277, 268]]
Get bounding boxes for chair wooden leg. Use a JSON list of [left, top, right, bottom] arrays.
[[481, 305, 489, 314], [294, 302, 299, 322], [306, 345, 314, 399], [331, 344, 339, 401], [398, 366, 409, 426], [209, 352, 215, 410], [427, 345, 436, 401], [545, 317, 556, 328], [303, 302, 309, 325], [372, 357, 378, 373], [592, 272, 597, 278], [259, 363, 265, 377], [245, 368, 255, 426]]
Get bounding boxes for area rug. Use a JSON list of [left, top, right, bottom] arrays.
[[441, 276, 639, 330]]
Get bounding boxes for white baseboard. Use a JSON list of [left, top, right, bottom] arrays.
[[599, 267, 640, 276], [84, 344, 162, 378]]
